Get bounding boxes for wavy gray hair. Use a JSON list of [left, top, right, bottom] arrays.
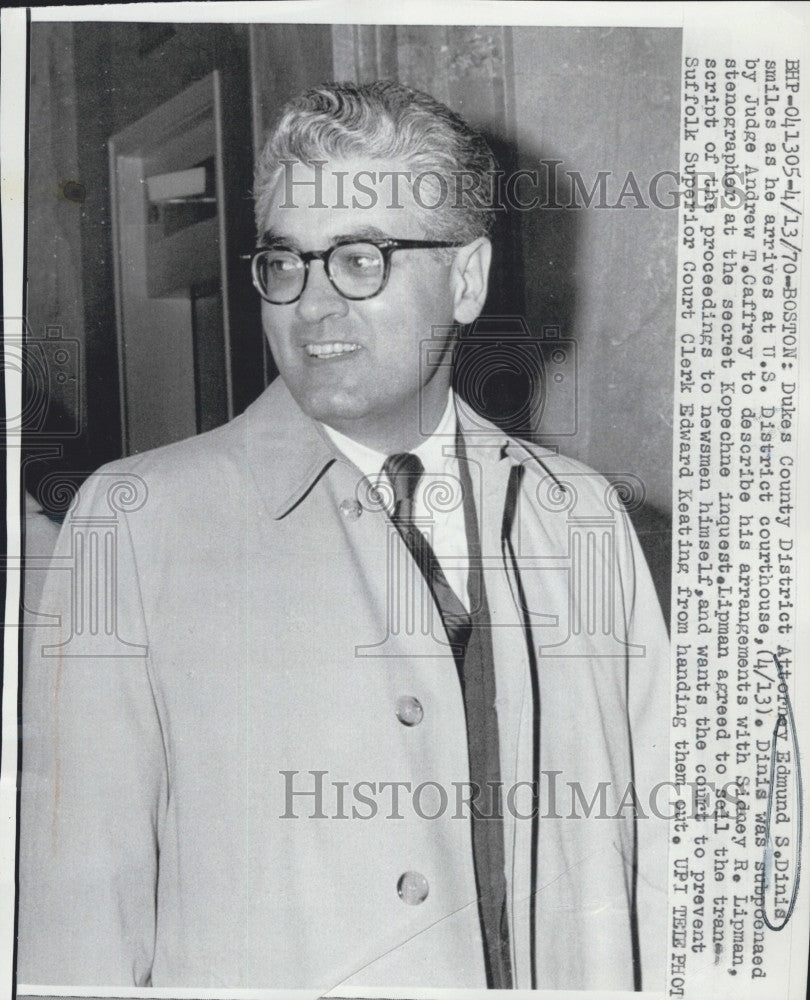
[[254, 80, 498, 244]]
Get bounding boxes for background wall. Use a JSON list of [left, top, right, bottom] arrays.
[[510, 26, 681, 608], [26, 24, 86, 439], [26, 22, 258, 472], [512, 27, 680, 514], [24, 21, 680, 614]]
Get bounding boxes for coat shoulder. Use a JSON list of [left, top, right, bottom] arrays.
[[506, 435, 614, 500], [77, 381, 291, 509], [76, 416, 249, 517], [502, 433, 650, 528], [509, 436, 604, 478]]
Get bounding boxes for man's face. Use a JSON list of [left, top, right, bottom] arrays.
[[258, 156, 480, 448]]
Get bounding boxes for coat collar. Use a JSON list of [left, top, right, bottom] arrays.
[[242, 377, 522, 520]]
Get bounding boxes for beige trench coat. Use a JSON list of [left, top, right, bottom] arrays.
[[19, 377, 670, 992]]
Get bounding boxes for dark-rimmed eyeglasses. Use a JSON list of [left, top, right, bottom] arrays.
[[240, 238, 463, 304]]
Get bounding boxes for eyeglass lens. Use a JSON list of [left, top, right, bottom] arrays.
[[255, 242, 386, 303]]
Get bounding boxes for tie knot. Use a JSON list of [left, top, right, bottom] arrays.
[[383, 452, 424, 519]]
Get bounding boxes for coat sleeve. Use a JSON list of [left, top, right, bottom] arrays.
[[17, 469, 167, 986], [615, 505, 671, 992]]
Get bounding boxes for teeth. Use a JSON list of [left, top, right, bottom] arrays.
[[306, 342, 360, 357]]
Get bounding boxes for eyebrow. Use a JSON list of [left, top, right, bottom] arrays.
[[258, 229, 298, 250], [330, 226, 390, 242], [259, 224, 392, 249]]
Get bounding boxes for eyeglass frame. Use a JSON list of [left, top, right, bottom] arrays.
[[240, 238, 464, 304]]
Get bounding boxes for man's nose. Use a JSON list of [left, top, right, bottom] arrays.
[[296, 260, 349, 322]]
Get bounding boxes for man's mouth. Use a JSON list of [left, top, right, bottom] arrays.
[[305, 342, 361, 358]]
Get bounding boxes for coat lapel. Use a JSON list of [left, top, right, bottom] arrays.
[[241, 381, 543, 988]]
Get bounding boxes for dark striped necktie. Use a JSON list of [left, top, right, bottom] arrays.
[[382, 449, 513, 989], [382, 452, 471, 653]]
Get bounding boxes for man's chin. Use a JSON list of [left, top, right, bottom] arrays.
[[293, 387, 373, 428]]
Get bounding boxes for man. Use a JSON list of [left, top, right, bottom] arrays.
[[19, 81, 669, 991]]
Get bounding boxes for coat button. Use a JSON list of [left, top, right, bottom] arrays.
[[339, 498, 362, 520], [397, 871, 429, 905], [395, 695, 424, 727]]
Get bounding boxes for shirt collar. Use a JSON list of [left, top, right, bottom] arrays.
[[319, 392, 458, 481], [242, 378, 514, 520]]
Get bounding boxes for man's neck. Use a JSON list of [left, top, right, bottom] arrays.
[[322, 393, 452, 455], [321, 392, 456, 473]]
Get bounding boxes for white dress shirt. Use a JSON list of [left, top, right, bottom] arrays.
[[320, 393, 470, 608]]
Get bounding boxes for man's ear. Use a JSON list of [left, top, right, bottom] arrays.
[[450, 237, 492, 324]]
